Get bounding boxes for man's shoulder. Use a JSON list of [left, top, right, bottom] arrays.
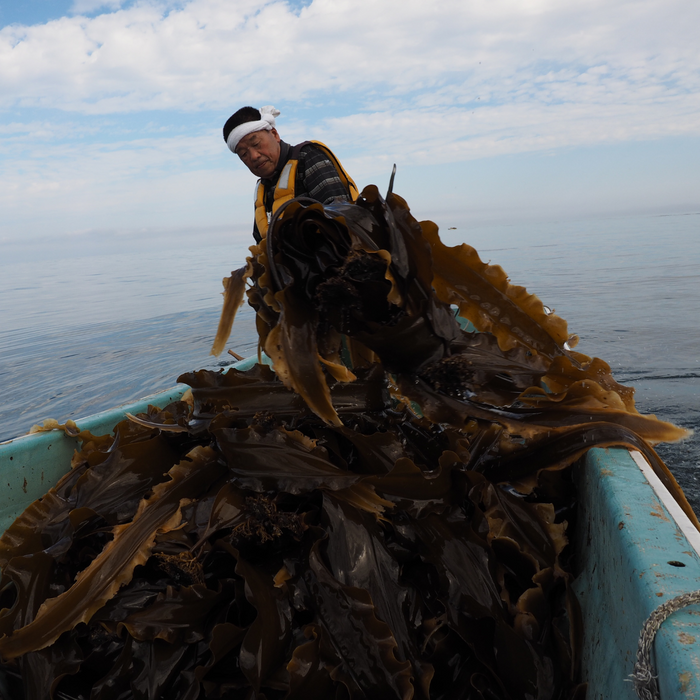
[[294, 141, 330, 158], [295, 142, 338, 173], [292, 141, 352, 203]]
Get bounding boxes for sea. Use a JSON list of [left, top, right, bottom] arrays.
[[1, 211, 699, 511]]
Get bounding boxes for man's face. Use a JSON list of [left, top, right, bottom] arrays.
[[235, 127, 281, 178]]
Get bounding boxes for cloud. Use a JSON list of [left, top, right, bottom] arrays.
[[1, 0, 699, 242], [2, 0, 699, 112], [69, 0, 127, 15], [0, 125, 256, 240], [0, 0, 698, 169]]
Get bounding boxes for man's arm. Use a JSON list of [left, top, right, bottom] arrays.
[[298, 144, 351, 204]]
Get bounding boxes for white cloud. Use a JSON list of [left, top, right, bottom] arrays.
[[0, 128, 255, 240], [0, 0, 698, 169], [1, 0, 699, 242], [1, 0, 698, 113]]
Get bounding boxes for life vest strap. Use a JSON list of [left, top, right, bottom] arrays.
[[255, 141, 357, 237]]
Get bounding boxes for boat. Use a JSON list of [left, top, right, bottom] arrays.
[[2, 191, 698, 698], [1, 352, 698, 698]]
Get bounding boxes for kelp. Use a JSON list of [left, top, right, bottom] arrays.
[[0, 186, 693, 699], [224, 187, 690, 516]]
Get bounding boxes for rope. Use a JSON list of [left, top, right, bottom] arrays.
[[629, 589, 700, 700]]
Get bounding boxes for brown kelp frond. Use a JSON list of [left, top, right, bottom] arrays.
[[211, 264, 250, 356], [538, 354, 637, 411], [263, 295, 342, 427], [236, 186, 682, 461], [0, 491, 71, 570], [213, 424, 365, 494], [300, 542, 415, 700], [28, 419, 81, 436], [416, 214, 570, 358], [0, 446, 223, 660], [329, 483, 395, 519], [0, 429, 116, 566]]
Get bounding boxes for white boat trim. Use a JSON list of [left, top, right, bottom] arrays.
[[629, 449, 700, 556]]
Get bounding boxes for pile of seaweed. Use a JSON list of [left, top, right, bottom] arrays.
[[0, 188, 692, 700]]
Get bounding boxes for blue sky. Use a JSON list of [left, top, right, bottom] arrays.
[[1, 0, 699, 254]]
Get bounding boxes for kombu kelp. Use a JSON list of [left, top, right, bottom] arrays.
[[0, 187, 694, 700]]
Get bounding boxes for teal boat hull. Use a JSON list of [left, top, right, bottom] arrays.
[[1, 360, 699, 698], [573, 448, 700, 698]]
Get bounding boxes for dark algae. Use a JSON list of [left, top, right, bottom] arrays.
[[0, 187, 693, 699]]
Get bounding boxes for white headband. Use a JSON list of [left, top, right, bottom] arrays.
[[227, 105, 280, 153]]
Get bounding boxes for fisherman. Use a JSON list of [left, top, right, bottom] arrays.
[[223, 105, 359, 242]]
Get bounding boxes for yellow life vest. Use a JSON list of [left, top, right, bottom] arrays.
[[254, 141, 359, 238]]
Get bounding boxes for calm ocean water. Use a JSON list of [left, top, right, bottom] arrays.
[[1, 211, 698, 509]]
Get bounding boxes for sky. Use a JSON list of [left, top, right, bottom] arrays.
[[1, 0, 699, 259]]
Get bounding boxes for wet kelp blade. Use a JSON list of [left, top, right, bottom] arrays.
[[240, 187, 693, 523], [0, 447, 224, 660], [0, 380, 586, 698], [210, 265, 248, 357]]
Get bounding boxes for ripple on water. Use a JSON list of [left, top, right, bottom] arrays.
[[0, 306, 258, 443]]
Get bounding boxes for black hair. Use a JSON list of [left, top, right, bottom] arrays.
[[223, 106, 262, 143]]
